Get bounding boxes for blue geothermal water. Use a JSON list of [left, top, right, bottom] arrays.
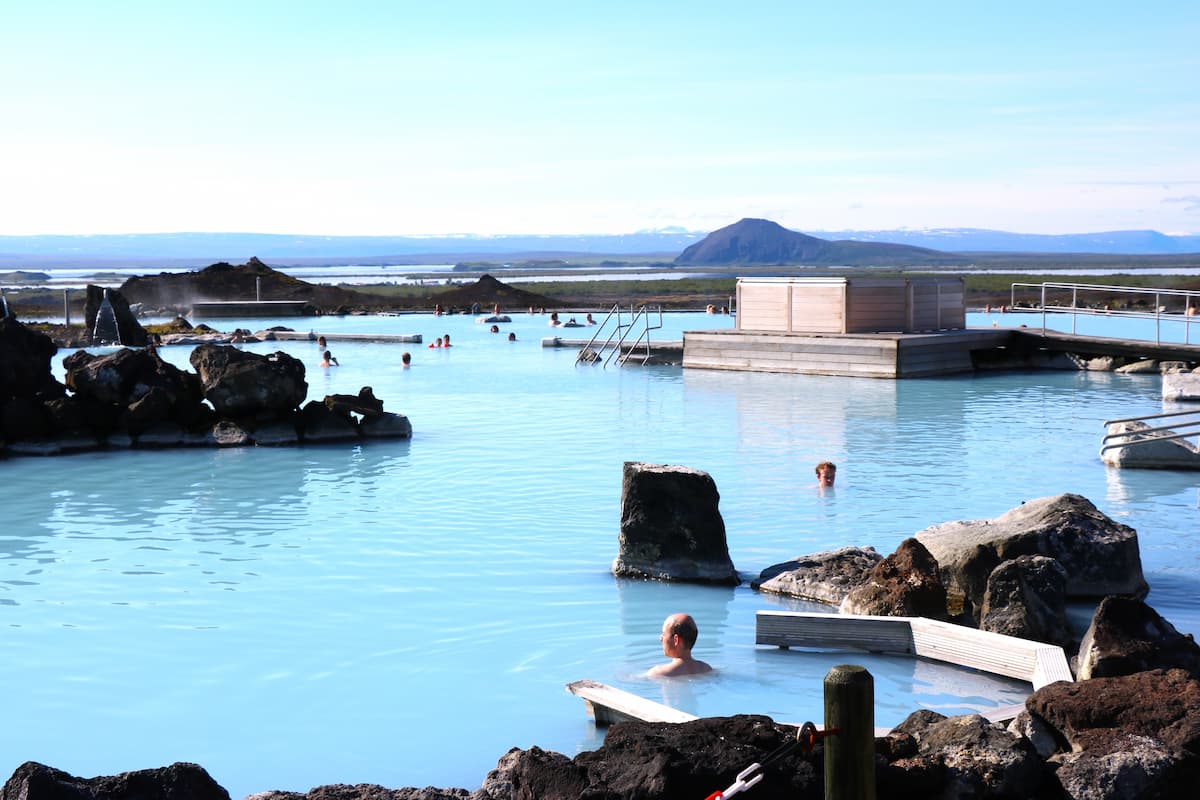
[[1, 310, 1196, 797]]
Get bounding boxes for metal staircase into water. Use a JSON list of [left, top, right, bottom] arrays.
[[575, 303, 664, 367]]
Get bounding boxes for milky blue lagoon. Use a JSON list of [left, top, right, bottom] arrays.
[[3, 310, 1197, 797]]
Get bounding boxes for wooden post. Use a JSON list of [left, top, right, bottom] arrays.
[[63, 289, 70, 325], [824, 664, 875, 800]]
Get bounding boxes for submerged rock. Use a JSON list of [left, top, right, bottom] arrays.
[[753, 546, 882, 604]]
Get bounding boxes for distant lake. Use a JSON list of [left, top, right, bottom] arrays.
[[5, 263, 1200, 292]]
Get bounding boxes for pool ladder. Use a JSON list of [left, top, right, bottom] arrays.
[[575, 303, 663, 367]]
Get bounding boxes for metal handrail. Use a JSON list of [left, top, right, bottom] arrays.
[[1100, 408, 1200, 453], [576, 304, 623, 365], [1103, 409, 1200, 426], [1010, 282, 1198, 345], [575, 303, 662, 367], [612, 305, 663, 366]]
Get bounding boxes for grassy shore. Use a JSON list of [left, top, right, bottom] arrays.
[[6, 270, 1200, 322], [350, 272, 1200, 312]]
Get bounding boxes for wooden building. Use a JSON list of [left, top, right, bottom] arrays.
[[683, 276, 998, 378], [734, 276, 965, 334]]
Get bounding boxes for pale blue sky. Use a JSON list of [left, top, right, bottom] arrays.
[[2, 1, 1197, 236]]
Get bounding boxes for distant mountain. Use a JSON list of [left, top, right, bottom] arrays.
[[1, 225, 1198, 269], [674, 218, 963, 266], [0, 230, 702, 267], [808, 227, 1200, 255]]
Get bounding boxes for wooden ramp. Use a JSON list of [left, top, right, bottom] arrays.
[[566, 679, 698, 725], [565, 680, 892, 733], [1009, 328, 1200, 363], [756, 610, 1073, 692]]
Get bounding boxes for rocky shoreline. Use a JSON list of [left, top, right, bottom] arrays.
[[1, 314, 411, 457]]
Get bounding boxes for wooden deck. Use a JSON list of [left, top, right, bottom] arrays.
[[682, 328, 1010, 378], [681, 326, 1200, 378]]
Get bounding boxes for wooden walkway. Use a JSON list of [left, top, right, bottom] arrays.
[[1009, 328, 1200, 362]]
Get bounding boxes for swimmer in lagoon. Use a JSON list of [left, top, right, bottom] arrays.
[[320, 350, 339, 367], [402, 352, 411, 368], [815, 461, 836, 489], [646, 613, 712, 678]]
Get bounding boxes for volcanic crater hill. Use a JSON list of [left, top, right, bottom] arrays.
[[117, 259, 565, 314], [432, 273, 566, 310], [673, 217, 967, 266], [118, 257, 382, 312]]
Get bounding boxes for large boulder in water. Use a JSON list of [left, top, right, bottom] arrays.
[[1101, 419, 1200, 469], [63, 348, 204, 434], [0, 761, 230, 800], [0, 317, 63, 403], [1, 318, 67, 445], [189, 344, 307, 417], [1074, 595, 1200, 680], [1162, 372, 1200, 401], [612, 462, 739, 585], [979, 555, 1072, 650], [914, 494, 1147, 625]]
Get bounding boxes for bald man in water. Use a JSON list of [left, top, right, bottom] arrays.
[[646, 613, 713, 677]]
